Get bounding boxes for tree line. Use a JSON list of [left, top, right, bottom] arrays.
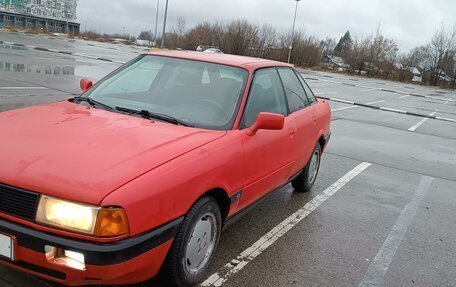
[[139, 19, 454, 88]]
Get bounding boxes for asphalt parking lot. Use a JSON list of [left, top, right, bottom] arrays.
[[1, 30, 456, 287]]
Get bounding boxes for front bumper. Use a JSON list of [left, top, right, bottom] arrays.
[[0, 216, 183, 285]]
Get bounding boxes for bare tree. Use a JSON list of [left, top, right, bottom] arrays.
[[138, 30, 153, 41], [346, 37, 372, 75], [185, 22, 212, 50], [367, 27, 398, 77], [210, 22, 227, 51], [254, 25, 278, 58], [173, 16, 186, 48], [224, 20, 259, 55], [422, 24, 456, 86], [319, 37, 337, 58]]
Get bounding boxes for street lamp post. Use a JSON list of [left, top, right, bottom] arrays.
[[287, 0, 301, 64], [153, 0, 160, 46], [160, 0, 169, 49], [64, 0, 69, 35]]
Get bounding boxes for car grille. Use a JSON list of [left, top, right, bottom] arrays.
[[0, 183, 39, 221]]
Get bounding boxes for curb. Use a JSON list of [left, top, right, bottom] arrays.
[[319, 96, 456, 123], [0, 40, 128, 64]]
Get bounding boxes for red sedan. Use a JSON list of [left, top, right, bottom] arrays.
[[0, 51, 331, 286]]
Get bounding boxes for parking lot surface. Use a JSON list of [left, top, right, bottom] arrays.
[[1, 30, 455, 287]]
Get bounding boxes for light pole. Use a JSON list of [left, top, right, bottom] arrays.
[[160, 0, 169, 49], [287, 0, 301, 64], [153, 0, 160, 46], [64, 0, 69, 34]]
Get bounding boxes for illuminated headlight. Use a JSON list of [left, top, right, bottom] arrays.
[[36, 195, 129, 237]]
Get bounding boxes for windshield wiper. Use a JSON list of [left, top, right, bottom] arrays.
[[115, 106, 193, 127], [72, 96, 114, 111]]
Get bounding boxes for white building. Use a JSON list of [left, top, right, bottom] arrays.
[[0, 0, 79, 34]]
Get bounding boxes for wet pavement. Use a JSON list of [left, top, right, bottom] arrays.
[[0, 30, 456, 287]]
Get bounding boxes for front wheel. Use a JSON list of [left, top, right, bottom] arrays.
[[292, 143, 322, 193], [165, 197, 222, 287]]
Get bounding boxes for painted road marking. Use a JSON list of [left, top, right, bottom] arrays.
[[201, 162, 372, 287], [332, 106, 358, 112], [408, 110, 438, 132], [314, 92, 338, 95], [379, 107, 407, 114], [301, 73, 456, 103], [332, 98, 355, 105], [366, 100, 385, 105], [0, 87, 47, 90], [0, 40, 129, 64], [319, 96, 456, 123], [358, 176, 434, 287], [331, 100, 383, 112]]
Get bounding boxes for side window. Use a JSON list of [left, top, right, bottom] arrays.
[[296, 72, 318, 104], [243, 69, 287, 128], [278, 68, 309, 113]]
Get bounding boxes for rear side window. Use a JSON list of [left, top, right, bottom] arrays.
[[278, 68, 309, 113], [242, 69, 287, 128], [297, 72, 318, 104]]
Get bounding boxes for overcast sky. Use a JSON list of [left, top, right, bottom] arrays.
[[77, 0, 455, 52]]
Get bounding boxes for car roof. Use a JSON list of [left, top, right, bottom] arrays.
[[145, 50, 292, 71]]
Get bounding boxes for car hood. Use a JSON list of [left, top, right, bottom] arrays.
[[0, 101, 226, 205]]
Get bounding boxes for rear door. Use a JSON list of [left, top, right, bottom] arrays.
[[238, 68, 295, 210], [277, 68, 320, 174]]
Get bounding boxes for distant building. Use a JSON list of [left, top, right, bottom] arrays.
[[395, 63, 422, 83], [323, 55, 350, 71], [0, 0, 80, 35]]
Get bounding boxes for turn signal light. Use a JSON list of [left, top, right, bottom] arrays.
[[94, 208, 129, 237]]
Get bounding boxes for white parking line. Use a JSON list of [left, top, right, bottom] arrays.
[[331, 106, 358, 112], [366, 100, 385, 105], [0, 87, 48, 90], [408, 110, 438, 132], [331, 100, 384, 112], [359, 176, 434, 287], [314, 92, 338, 95], [201, 162, 372, 287], [379, 107, 407, 114]]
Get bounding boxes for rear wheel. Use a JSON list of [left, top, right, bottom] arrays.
[[166, 197, 222, 287], [292, 143, 322, 193]]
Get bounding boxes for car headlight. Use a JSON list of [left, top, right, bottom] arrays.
[[36, 195, 129, 237]]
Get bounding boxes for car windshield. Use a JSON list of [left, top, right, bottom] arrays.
[[82, 55, 248, 130]]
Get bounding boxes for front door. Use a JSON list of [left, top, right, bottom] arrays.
[[238, 68, 295, 210], [277, 68, 319, 174]]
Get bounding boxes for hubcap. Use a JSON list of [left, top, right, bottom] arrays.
[[185, 212, 217, 275], [308, 150, 320, 184]]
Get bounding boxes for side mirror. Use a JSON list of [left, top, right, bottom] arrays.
[[246, 112, 285, 136], [80, 78, 93, 93]]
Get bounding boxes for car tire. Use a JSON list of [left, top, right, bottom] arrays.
[[292, 143, 322, 193], [166, 196, 222, 287]]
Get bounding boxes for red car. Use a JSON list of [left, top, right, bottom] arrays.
[[0, 51, 331, 286]]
